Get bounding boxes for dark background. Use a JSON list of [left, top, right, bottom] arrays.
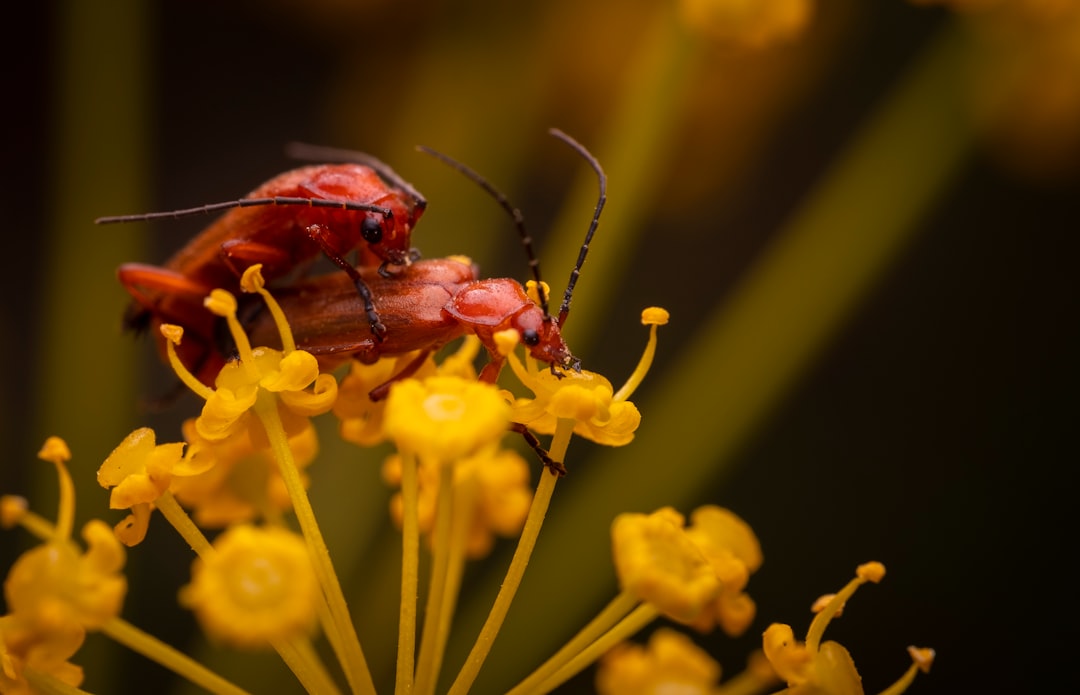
[[4, 1, 1078, 693]]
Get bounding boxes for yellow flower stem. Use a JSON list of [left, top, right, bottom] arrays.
[[273, 635, 344, 695], [804, 573, 866, 653], [254, 394, 375, 695], [877, 661, 921, 695], [163, 335, 215, 402], [412, 466, 455, 695], [504, 589, 641, 695], [712, 660, 778, 695], [9, 508, 61, 544], [49, 457, 75, 542], [395, 451, 420, 695], [23, 669, 90, 695], [414, 473, 476, 695], [532, 603, 660, 695], [612, 322, 660, 403], [446, 418, 575, 695], [101, 616, 252, 695], [155, 491, 213, 555]]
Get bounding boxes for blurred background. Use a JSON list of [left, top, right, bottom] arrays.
[[4, 0, 1078, 693]]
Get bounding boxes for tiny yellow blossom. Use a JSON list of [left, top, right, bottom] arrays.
[[611, 508, 720, 623], [762, 562, 934, 695], [170, 417, 318, 527], [383, 447, 533, 558], [98, 428, 184, 510], [161, 265, 337, 444], [4, 520, 127, 632], [684, 506, 763, 636], [334, 352, 436, 446], [596, 627, 721, 695], [179, 524, 318, 649], [0, 613, 85, 694], [505, 307, 666, 452], [97, 428, 187, 545], [383, 376, 511, 464], [0, 497, 27, 530]]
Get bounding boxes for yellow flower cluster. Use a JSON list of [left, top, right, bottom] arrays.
[[1, 260, 935, 695], [0, 440, 126, 694]]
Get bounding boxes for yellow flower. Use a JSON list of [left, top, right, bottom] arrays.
[[762, 562, 934, 695], [178, 524, 318, 649], [4, 521, 127, 632], [334, 351, 434, 446], [611, 507, 720, 623], [5, 439, 127, 633], [382, 375, 511, 464], [596, 627, 721, 695], [0, 613, 85, 695], [505, 307, 667, 451], [170, 417, 318, 528], [383, 447, 533, 558], [162, 265, 337, 444], [97, 428, 186, 545], [684, 505, 763, 636]]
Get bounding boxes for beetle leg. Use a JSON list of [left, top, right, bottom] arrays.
[[478, 354, 506, 384], [305, 223, 387, 340], [509, 422, 566, 476]]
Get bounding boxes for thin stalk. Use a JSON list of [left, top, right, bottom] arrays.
[[446, 419, 575, 695], [255, 395, 375, 695]]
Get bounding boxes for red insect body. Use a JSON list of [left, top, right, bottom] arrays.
[[112, 161, 426, 383], [244, 258, 573, 391]]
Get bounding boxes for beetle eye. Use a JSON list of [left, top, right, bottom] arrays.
[[361, 217, 383, 243], [522, 329, 540, 346]]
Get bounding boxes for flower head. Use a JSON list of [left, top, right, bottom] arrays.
[[170, 416, 318, 528], [611, 507, 721, 623], [505, 307, 666, 451], [383, 375, 511, 464], [97, 428, 186, 545], [596, 628, 721, 695], [762, 562, 935, 694], [4, 520, 127, 632], [162, 265, 337, 444], [684, 505, 763, 636], [179, 524, 318, 649]]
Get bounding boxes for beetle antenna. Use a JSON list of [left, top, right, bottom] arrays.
[[416, 144, 551, 320], [548, 128, 606, 328], [95, 197, 394, 225], [284, 142, 427, 209]]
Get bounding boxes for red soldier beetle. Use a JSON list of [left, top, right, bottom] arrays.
[[244, 128, 606, 400], [102, 151, 427, 382]]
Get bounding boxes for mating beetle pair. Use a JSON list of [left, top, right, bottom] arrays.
[[105, 129, 604, 400]]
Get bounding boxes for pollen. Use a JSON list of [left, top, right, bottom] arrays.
[[37, 437, 71, 465], [641, 306, 669, 326]]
